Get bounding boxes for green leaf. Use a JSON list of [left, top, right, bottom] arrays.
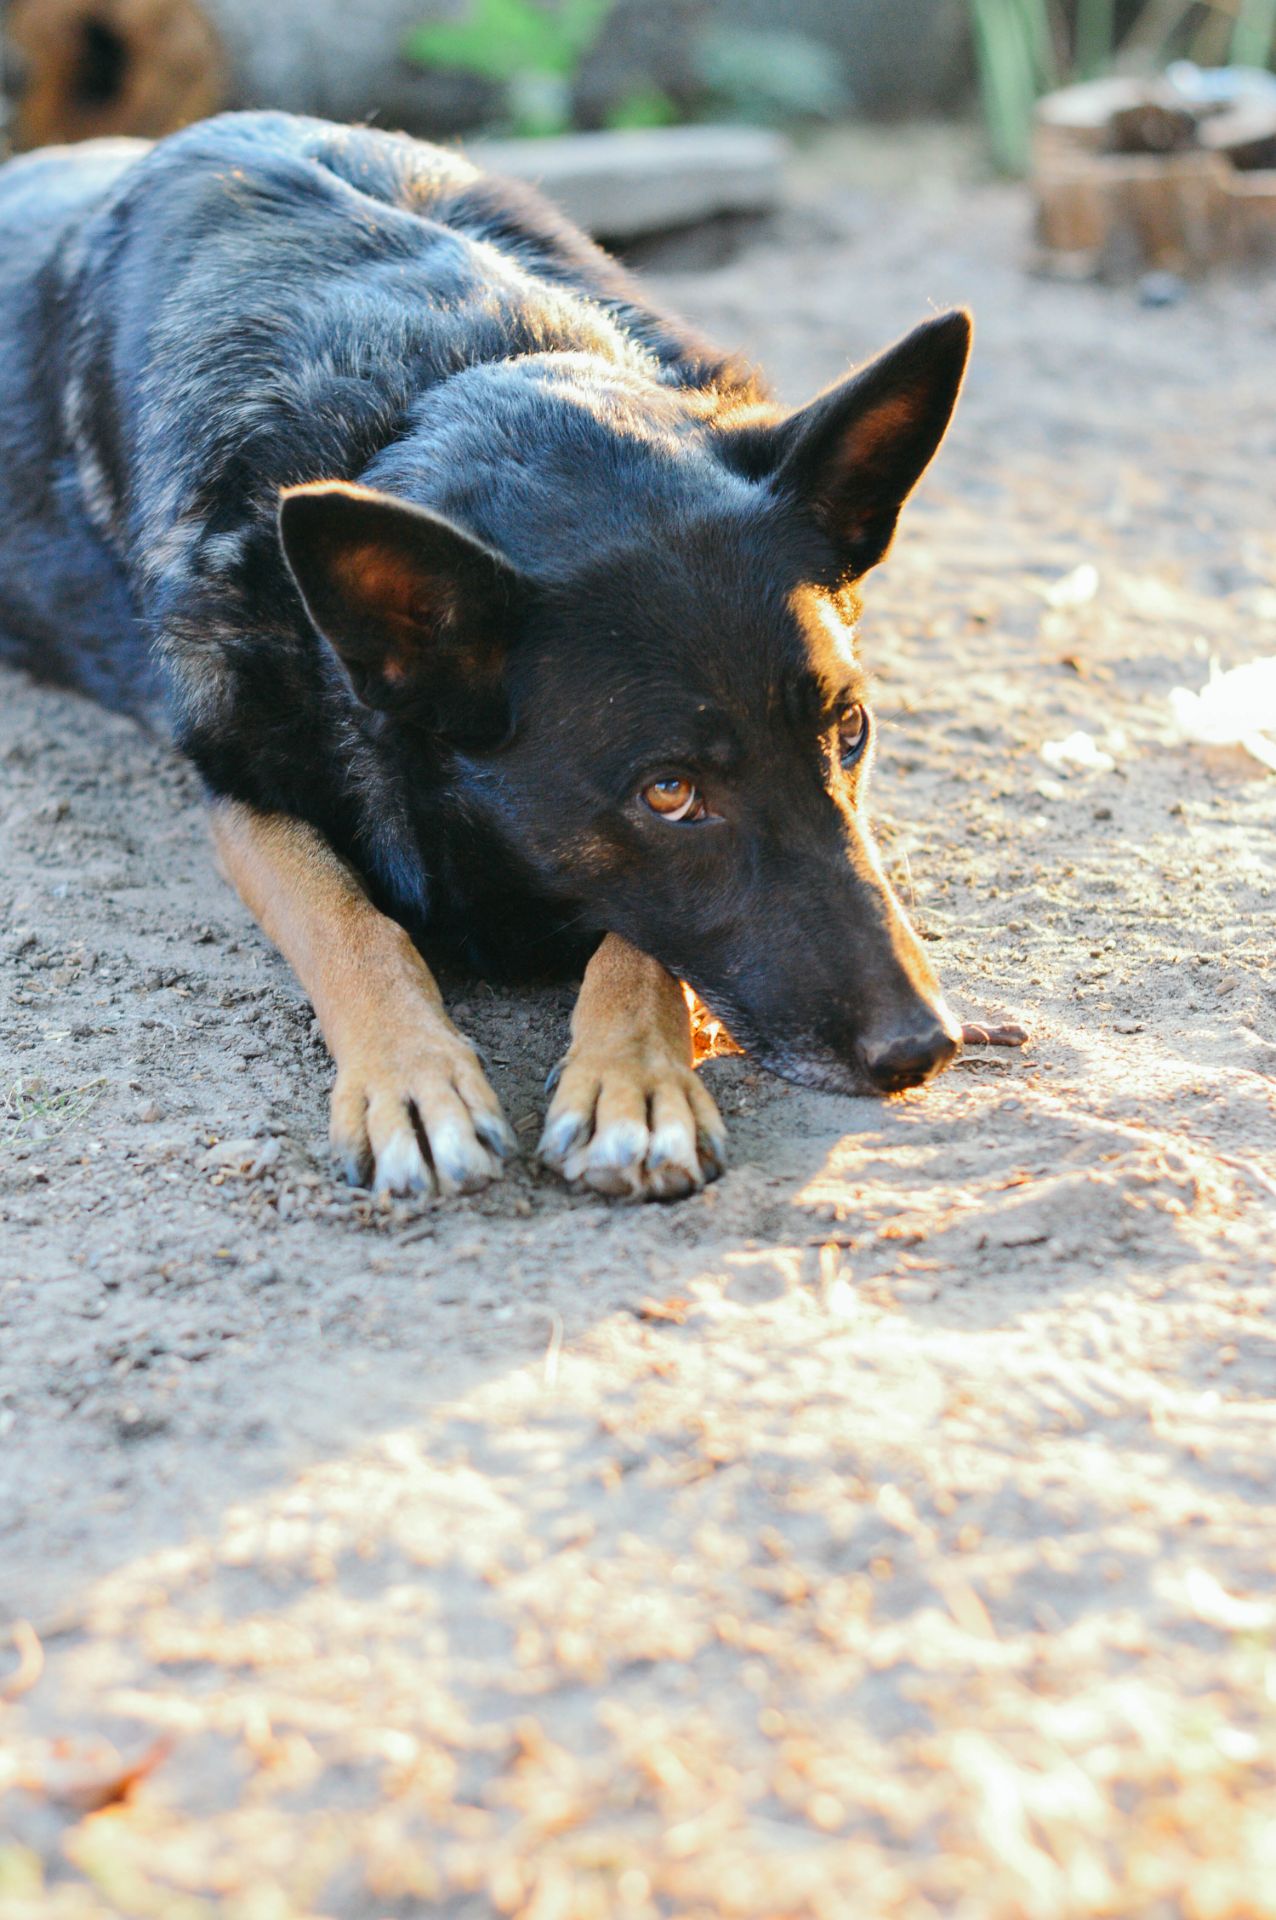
[[558, 0, 615, 61], [1075, 0, 1116, 78], [604, 86, 679, 130], [405, 0, 614, 83], [968, 0, 1043, 174]]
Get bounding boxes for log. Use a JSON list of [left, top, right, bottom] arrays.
[[6, 0, 225, 150], [1034, 147, 1229, 274], [2, 0, 493, 152], [1227, 170, 1276, 263], [1033, 76, 1276, 275]]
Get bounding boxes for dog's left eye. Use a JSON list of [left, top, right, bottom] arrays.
[[837, 702, 868, 765], [642, 776, 706, 822]]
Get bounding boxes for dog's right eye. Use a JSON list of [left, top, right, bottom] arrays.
[[837, 702, 869, 765], [642, 777, 706, 822]]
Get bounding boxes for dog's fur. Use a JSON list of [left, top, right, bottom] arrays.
[[0, 112, 971, 1199]]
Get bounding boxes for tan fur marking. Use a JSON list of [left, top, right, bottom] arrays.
[[210, 802, 511, 1194], [210, 801, 447, 1060], [566, 932, 695, 1071], [540, 934, 726, 1200], [835, 392, 919, 482]]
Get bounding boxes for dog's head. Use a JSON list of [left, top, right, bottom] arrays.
[[279, 311, 971, 1095]]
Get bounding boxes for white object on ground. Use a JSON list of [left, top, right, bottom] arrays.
[[1041, 730, 1116, 775], [1039, 563, 1099, 610], [1169, 657, 1276, 772]]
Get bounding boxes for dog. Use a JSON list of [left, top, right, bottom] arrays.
[[0, 111, 971, 1202]]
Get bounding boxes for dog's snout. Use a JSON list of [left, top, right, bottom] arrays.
[[859, 1013, 960, 1093]]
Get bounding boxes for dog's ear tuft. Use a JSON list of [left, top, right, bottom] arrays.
[[730, 310, 971, 582], [278, 481, 525, 742]]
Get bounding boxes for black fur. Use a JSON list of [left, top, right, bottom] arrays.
[[0, 112, 970, 1092]]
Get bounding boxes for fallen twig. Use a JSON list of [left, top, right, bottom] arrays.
[[961, 1021, 1030, 1048]]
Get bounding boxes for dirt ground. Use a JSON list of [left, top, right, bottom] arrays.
[[2, 129, 1275, 1918]]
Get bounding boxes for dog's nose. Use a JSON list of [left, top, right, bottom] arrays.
[[860, 1015, 960, 1093]]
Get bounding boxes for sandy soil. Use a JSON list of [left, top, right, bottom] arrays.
[[2, 133, 1275, 1917]]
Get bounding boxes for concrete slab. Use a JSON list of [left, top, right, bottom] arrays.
[[471, 123, 789, 239]]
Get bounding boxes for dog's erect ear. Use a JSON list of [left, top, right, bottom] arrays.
[[279, 482, 525, 740], [732, 310, 971, 581]]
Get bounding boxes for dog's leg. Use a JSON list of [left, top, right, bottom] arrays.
[[210, 800, 516, 1197], [539, 933, 727, 1201]]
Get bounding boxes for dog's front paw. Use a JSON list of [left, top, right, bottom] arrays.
[[330, 1020, 517, 1198], [538, 1045, 726, 1201]]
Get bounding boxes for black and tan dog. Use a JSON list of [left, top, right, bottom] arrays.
[[0, 112, 972, 1201]]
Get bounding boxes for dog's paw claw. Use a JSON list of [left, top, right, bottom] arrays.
[[540, 1052, 726, 1202], [576, 1116, 648, 1175], [475, 1112, 519, 1162], [428, 1117, 503, 1195], [696, 1124, 728, 1177], [331, 1023, 515, 1201], [340, 1145, 375, 1190], [537, 1108, 590, 1166], [372, 1128, 434, 1198]]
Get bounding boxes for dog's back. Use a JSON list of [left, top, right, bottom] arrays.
[[0, 113, 758, 716], [0, 139, 160, 705]]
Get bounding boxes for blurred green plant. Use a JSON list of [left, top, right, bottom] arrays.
[[603, 85, 680, 129], [405, 0, 844, 138], [969, 0, 1276, 172], [405, 0, 616, 136], [969, 0, 1058, 171], [1232, 0, 1276, 64]]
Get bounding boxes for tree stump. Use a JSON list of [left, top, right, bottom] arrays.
[[6, 0, 226, 150], [1033, 76, 1276, 275]]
